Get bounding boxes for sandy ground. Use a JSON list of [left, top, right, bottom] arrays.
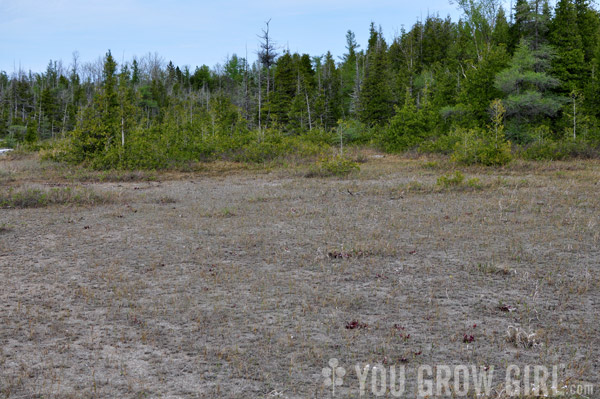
[[1, 155, 599, 398]]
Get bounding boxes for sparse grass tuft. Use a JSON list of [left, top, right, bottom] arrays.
[[506, 325, 540, 348], [0, 186, 114, 208], [475, 262, 513, 275], [156, 195, 177, 204]]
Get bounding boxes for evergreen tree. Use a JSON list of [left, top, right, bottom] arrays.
[[495, 39, 563, 141], [383, 88, 429, 151], [358, 23, 393, 125], [340, 30, 361, 117], [457, 45, 509, 125], [492, 7, 510, 47], [574, 0, 600, 65], [551, 0, 585, 92], [71, 51, 122, 165], [271, 52, 296, 127], [317, 52, 342, 130]]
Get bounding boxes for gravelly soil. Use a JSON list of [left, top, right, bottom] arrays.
[[1, 156, 599, 398]]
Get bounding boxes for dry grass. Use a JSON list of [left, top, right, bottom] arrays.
[[0, 152, 598, 398], [0, 185, 115, 208]]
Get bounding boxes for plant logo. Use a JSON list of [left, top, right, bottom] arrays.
[[323, 358, 346, 395]]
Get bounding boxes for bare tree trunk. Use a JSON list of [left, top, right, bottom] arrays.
[[573, 96, 577, 139], [305, 89, 312, 131], [258, 66, 262, 138], [62, 105, 67, 135]]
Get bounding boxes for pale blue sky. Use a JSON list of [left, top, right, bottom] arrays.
[[0, 0, 466, 74]]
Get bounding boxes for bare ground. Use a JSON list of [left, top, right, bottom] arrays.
[[1, 154, 599, 398]]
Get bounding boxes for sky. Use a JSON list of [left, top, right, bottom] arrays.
[[0, 0, 464, 74]]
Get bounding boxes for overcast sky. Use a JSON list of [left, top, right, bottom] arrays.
[[0, 0, 466, 74]]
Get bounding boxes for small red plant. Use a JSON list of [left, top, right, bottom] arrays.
[[498, 304, 516, 312], [346, 320, 368, 330], [463, 334, 475, 343]]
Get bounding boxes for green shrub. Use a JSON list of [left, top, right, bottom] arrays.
[[383, 102, 428, 152], [520, 140, 564, 161], [306, 155, 360, 177], [436, 171, 483, 190], [418, 132, 462, 154], [521, 138, 600, 160], [451, 128, 512, 166], [436, 171, 465, 187], [337, 119, 374, 145], [232, 131, 323, 163]]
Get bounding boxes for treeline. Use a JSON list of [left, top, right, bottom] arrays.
[[2, 0, 600, 168]]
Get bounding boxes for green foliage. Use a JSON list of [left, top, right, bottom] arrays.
[[6, 9, 600, 169], [337, 119, 374, 145], [418, 132, 463, 154], [436, 170, 465, 187], [456, 46, 509, 125], [358, 23, 393, 125], [383, 94, 429, 152], [451, 128, 513, 166], [495, 39, 564, 141], [550, 0, 585, 92], [232, 130, 322, 163], [307, 155, 360, 177], [521, 137, 600, 160]]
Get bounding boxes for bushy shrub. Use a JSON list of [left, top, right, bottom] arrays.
[[418, 132, 462, 154], [383, 102, 428, 152], [451, 128, 513, 166], [337, 119, 374, 145], [232, 130, 322, 163], [436, 171, 465, 187], [520, 138, 600, 160], [306, 155, 360, 177]]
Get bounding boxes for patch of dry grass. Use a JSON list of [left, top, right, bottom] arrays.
[[0, 153, 598, 398], [0, 185, 115, 208]]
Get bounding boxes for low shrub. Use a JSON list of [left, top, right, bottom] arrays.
[[451, 128, 512, 166], [520, 138, 600, 161], [436, 171, 465, 187], [306, 155, 360, 177]]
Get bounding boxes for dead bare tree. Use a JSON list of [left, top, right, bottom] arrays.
[[257, 19, 278, 131]]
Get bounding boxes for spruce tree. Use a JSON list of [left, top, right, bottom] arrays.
[[71, 51, 121, 165], [358, 23, 393, 125], [551, 0, 585, 92]]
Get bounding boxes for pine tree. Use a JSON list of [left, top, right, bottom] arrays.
[[358, 23, 393, 125], [495, 39, 563, 141], [458, 45, 509, 125], [574, 0, 600, 65], [71, 51, 122, 165], [492, 7, 510, 47], [318, 52, 342, 130], [551, 0, 585, 92], [383, 88, 428, 151], [271, 52, 296, 128], [340, 30, 361, 117]]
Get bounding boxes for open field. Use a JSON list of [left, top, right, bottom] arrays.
[[1, 153, 599, 398]]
